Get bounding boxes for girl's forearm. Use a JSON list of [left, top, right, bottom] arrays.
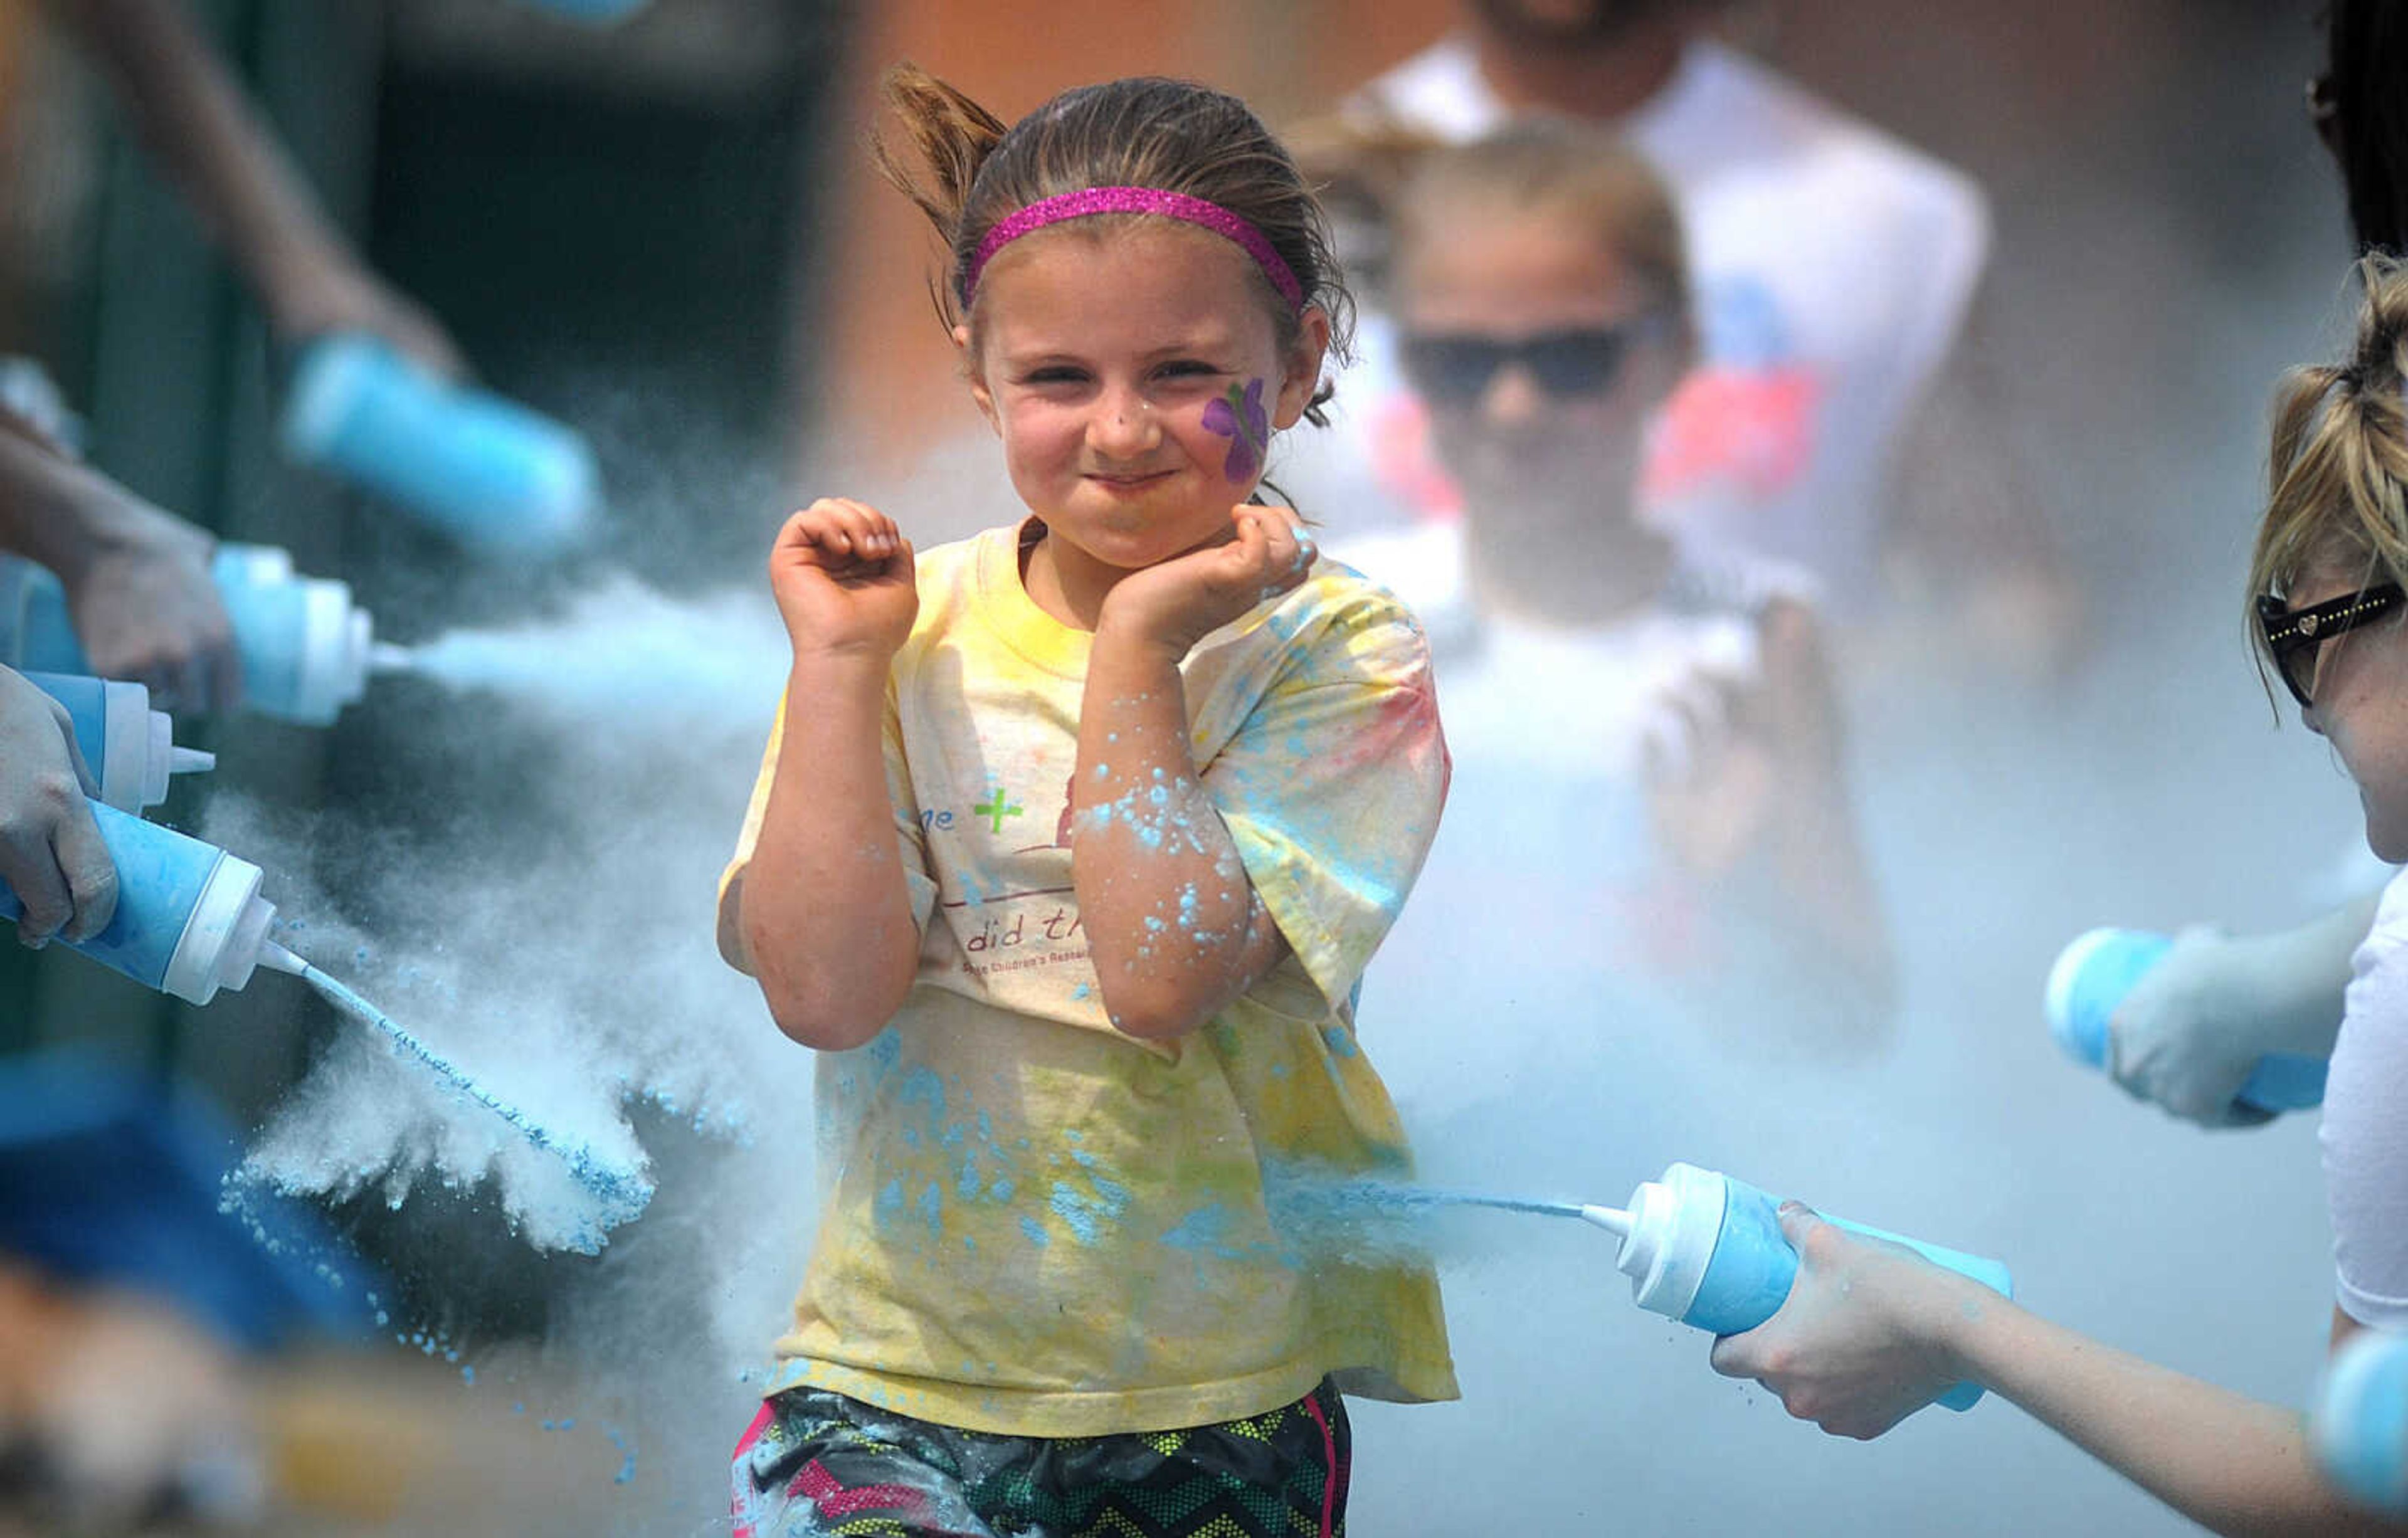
[[1946, 1302, 2387, 1537], [739, 658, 919, 1049], [1074, 633, 1279, 1040]]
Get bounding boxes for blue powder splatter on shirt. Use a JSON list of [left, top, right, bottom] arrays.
[[1160, 1203, 1247, 1261], [1050, 1182, 1102, 1245]]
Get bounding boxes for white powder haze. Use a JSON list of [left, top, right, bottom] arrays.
[[391, 574, 791, 731], [208, 572, 796, 1258], [196, 569, 820, 1525]]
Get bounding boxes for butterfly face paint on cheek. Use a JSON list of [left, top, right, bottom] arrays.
[[1203, 379, 1270, 485]]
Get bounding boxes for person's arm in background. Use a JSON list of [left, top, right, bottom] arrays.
[[0, 663, 118, 945], [1645, 596, 1896, 1051], [0, 407, 238, 712], [1883, 300, 2086, 686], [1751, 596, 1895, 1019], [2110, 893, 2379, 1129], [1710, 1208, 2403, 1537], [42, 0, 461, 374]]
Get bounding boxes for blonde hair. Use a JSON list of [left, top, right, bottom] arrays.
[[1388, 119, 1689, 324], [2249, 255, 2408, 679], [871, 65, 1353, 422]]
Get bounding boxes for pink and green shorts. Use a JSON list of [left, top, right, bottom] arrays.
[[730, 1377, 1351, 1537]]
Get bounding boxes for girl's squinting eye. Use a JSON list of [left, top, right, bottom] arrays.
[[1154, 359, 1222, 380], [1017, 366, 1089, 387]]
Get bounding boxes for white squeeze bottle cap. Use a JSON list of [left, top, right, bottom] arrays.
[[1598, 1162, 1729, 1320], [290, 587, 374, 726], [161, 851, 306, 1006]]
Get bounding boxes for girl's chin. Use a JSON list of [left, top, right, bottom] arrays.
[[1050, 507, 1230, 562]]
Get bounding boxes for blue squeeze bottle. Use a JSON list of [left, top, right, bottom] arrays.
[[1583, 1161, 2014, 1414], [280, 332, 596, 557], [6, 545, 379, 725], [0, 799, 304, 1004], [2046, 927, 2329, 1114], [24, 672, 214, 813], [2316, 1328, 2408, 1516]]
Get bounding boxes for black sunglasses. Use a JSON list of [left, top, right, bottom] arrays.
[[2256, 582, 2405, 707], [1399, 318, 1667, 408]]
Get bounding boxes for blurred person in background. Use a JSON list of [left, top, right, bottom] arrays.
[[1285, 0, 2076, 678], [0, 0, 470, 711], [1710, 254, 2408, 1538], [40, 0, 460, 375], [1332, 120, 1893, 1049], [0, 1255, 261, 1530]]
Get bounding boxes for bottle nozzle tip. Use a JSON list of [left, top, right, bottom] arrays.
[[1580, 1204, 1632, 1237], [169, 747, 216, 774], [259, 940, 309, 976], [369, 642, 414, 674]]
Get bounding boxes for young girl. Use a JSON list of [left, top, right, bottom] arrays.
[[717, 67, 1455, 1537], [1333, 122, 1893, 1052], [1708, 255, 2408, 1534]]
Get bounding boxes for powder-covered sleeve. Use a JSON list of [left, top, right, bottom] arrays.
[[2323, 876, 2408, 1328], [717, 687, 937, 976], [1202, 584, 1449, 1016]]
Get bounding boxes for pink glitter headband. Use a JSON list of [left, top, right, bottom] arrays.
[[964, 187, 1306, 313]]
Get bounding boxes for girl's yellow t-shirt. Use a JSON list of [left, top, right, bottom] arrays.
[[723, 520, 1458, 1436]]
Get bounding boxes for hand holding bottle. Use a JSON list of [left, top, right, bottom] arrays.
[[2096, 904, 2365, 1127], [58, 497, 240, 715], [1708, 1203, 1991, 1440], [0, 665, 117, 946]]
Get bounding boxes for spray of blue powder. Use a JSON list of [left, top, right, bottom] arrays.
[[289, 965, 654, 1249]]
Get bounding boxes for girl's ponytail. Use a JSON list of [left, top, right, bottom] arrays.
[[873, 64, 1008, 326]]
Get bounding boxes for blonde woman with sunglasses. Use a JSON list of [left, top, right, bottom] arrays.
[[1707, 257, 2408, 1535]]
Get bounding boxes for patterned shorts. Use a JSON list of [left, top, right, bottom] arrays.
[[729, 1378, 1351, 1538]]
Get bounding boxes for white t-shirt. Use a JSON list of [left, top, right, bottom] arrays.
[[1283, 36, 1990, 601], [1329, 519, 1818, 1018], [1329, 518, 1802, 782], [2325, 868, 2408, 1328]]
